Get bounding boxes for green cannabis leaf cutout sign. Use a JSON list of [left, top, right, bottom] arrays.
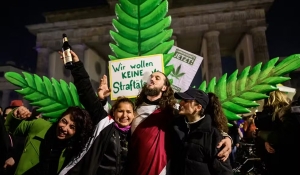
[[198, 54, 300, 121], [4, 72, 82, 120], [4, 54, 300, 122], [109, 0, 175, 76], [170, 65, 185, 79]]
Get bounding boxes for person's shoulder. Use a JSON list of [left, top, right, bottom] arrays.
[[32, 118, 52, 128]]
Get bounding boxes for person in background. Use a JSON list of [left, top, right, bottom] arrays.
[[265, 96, 300, 175], [255, 90, 290, 175], [1, 110, 14, 175], [2, 100, 26, 175], [242, 113, 257, 142]]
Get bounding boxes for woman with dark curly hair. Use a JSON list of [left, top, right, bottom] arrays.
[[206, 92, 229, 133], [57, 50, 135, 175], [5, 106, 93, 175], [170, 88, 232, 175]]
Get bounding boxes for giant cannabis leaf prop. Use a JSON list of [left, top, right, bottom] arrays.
[[109, 0, 175, 75], [198, 54, 300, 121], [4, 54, 300, 122], [5, 72, 82, 120]]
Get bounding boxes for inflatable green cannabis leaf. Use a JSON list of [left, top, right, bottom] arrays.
[[198, 54, 300, 121], [4, 72, 82, 119], [109, 0, 175, 75], [5, 54, 300, 122]]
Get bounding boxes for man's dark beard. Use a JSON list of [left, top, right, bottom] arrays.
[[144, 86, 163, 96]]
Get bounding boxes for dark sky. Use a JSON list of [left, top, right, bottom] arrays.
[[1, 0, 299, 72]]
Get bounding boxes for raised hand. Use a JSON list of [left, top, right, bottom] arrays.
[[13, 106, 32, 120], [58, 50, 80, 62], [3, 157, 15, 169], [97, 75, 111, 100]]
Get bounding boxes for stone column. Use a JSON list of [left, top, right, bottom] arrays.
[[204, 31, 222, 80], [250, 26, 269, 64], [72, 44, 86, 63], [1, 90, 10, 108], [36, 48, 50, 77]]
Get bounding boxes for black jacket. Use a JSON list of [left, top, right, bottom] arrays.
[[267, 106, 300, 175], [59, 61, 129, 175], [170, 115, 233, 175]]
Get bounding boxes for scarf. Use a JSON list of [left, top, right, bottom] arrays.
[[114, 122, 131, 133]]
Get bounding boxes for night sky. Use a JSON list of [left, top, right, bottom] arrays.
[[1, 0, 300, 72]]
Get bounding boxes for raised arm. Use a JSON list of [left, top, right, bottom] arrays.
[[63, 51, 108, 125], [4, 106, 33, 137]]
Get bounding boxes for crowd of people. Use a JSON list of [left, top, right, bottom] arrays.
[[228, 90, 300, 175], [1, 50, 300, 175]]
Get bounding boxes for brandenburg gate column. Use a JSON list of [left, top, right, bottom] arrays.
[[250, 26, 269, 64], [36, 48, 50, 77], [204, 31, 222, 81]]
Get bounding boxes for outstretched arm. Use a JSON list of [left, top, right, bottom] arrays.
[[5, 106, 33, 136], [59, 51, 107, 125]]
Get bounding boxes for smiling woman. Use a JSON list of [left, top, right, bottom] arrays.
[[4, 106, 93, 175]]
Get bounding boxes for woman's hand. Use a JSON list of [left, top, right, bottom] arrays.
[[58, 50, 79, 62], [97, 75, 111, 100], [217, 137, 232, 161], [13, 106, 32, 120], [3, 157, 15, 169]]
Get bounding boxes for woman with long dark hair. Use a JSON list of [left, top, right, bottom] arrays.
[[5, 106, 93, 175], [206, 92, 229, 133], [170, 89, 232, 175]]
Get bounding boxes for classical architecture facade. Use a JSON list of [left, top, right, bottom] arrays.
[[26, 0, 274, 84], [7, 0, 296, 106]]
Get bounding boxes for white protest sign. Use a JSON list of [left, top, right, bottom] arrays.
[[167, 46, 203, 92], [109, 54, 164, 100]]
